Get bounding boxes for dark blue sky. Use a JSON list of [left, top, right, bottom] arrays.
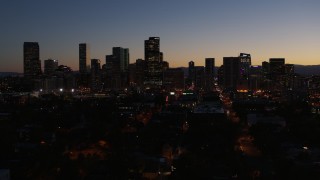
[[1, 0, 319, 72]]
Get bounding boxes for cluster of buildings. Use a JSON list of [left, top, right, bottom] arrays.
[[217, 54, 297, 92], [22, 37, 214, 93], [20, 37, 319, 103]]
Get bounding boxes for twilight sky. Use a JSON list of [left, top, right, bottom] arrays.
[[0, 0, 319, 72]]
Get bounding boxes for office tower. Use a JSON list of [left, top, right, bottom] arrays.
[[249, 66, 263, 90], [144, 37, 163, 87], [91, 59, 101, 91], [44, 59, 58, 76], [79, 43, 89, 87], [205, 58, 215, 91], [186, 61, 196, 89], [104, 47, 130, 89], [91, 59, 101, 75], [113, 47, 129, 72], [269, 58, 285, 74], [269, 58, 285, 83], [123, 48, 130, 72], [238, 53, 251, 90], [55, 65, 75, 90], [188, 61, 195, 79], [163, 68, 185, 90], [79, 43, 89, 74], [239, 53, 251, 75], [135, 59, 146, 87], [104, 55, 118, 89], [267, 58, 285, 90], [217, 65, 224, 86], [284, 64, 295, 90], [223, 57, 240, 89], [285, 64, 294, 75], [262, 61, 269, 74], [128, 63, 136, 86], [23, 42, 41, 77], [195, 66, 205, 90], [262, 61, 270, 83], [160, 52, 163, 62], [162, 61, 169, 71]]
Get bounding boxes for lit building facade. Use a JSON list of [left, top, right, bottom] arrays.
[[144, 37, 163, 87], [238, 53, 251, 90]]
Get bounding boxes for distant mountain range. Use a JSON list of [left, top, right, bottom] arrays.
[[294, 65, 320, 75], [0, 72, 22, 77], [1, 65, 319, 77], [179, 65, 320, 77]]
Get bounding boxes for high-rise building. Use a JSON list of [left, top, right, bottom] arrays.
[[113, 47, 129, 72], [217, 65, 224, 86], [163, 68, 185, 90], [78, 43, 90, 87], [91, 59, 101, 91], [262, 61, 269, 74], [195, 66, 205, 90], [249, 65, 263, 90], [144, 37, 163, 87], [55, 65, 75, 90], [162, 61, 169, 71], [128, 63, 136, 86], [187, 61, 195, 88], [238, 53, 251, 90], [79, 43, 89, 74], [23, 42, 41, 77], [188, 61, 195, 79], [284, 64, 295, 90], [239, 53, 251, 75], [135, 59, 146, 87], [269, 58, 285, 74], [104, 47, 130, 89], [223, 57, 240, 90], [123, 48, 130, 72], [285, 64, 294, 75], [205, 58, 215, 91], [269, 58, 285, 82], [44, 59, 58, 76]]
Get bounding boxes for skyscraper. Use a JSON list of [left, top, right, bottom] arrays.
[[23, 42, 41, 77], [238, 53, 251, 90], [113, 47, 129, 72], [123, 48, 130, 72], [205, 58, 215, 91], [163, 68, 185, 90], [269, 58, 285, 82], [135, 59, 146, 87], [79, 43, 89, 74], [269, 58, 285, 75], [223, 57, 240, 89], [186, 61, 196, 89], [44, 59, 58, 76], [144, 37, 162, 87], [91, 59, 101, 91], [239, 53, 251, 76], [104, 47, 130, 89], [188, 61, 195, 81]]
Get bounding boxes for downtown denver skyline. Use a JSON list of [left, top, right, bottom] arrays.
[[0, 0, 320, 72]]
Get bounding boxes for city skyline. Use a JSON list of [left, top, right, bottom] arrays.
[[1, 0, 320, 72]]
